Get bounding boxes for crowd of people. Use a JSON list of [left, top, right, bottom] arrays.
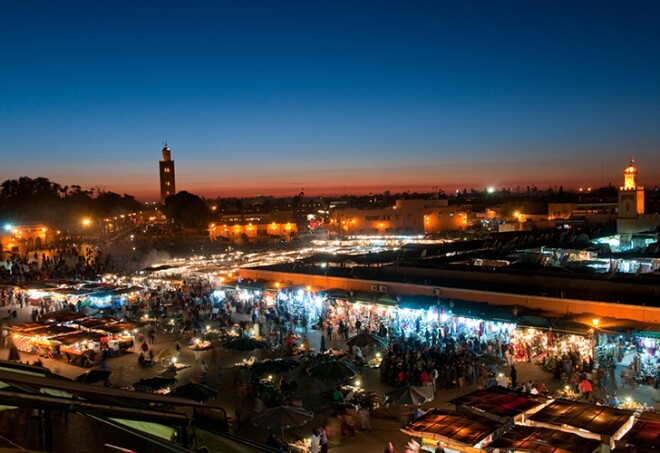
[[0, 244, 107, 283]]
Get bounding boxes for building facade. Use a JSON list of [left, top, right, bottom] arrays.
[[328, 198, 467, 236], [1, 224, 56, 256]]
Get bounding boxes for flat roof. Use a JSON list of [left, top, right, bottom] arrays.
[[449, 386, 550, 419], [488, 425, 601, 453], [620, 412, 660, 452], [401, 409, 503, 446], [529, 400, 634, 436]]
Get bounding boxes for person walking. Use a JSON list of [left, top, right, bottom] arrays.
[[310, 429, 320, 453], [510, 365, 517, 389], [358, 407, 371, 431], [580, 377, 593, 400], [318, 427, 328, 453], [199, 360, 209, 384]]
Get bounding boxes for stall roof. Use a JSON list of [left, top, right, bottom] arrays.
[[487, 425, 601, 453], [9, 322, 46, 333], [41, 310, 86, 323], [106, 286, 144, 297], [56, 331, 105, 345], [619, 412, 660, 453], [13, 325, 77, 338], [98, 322, 140, 334], [401, 409, 504, 447], [449, 387, 550, 419], [528, 400, 634, 436], [77, 318, 115, 329], [397, 295, 440, 310], [320, 288, 351, 299], [52, 287, 96, 296]]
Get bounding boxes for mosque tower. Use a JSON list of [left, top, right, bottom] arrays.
[[159, 143, 176, 204], [618, 158, 644, 219]]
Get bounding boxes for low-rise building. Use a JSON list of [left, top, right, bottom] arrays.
[[1, 223, 57, 255]]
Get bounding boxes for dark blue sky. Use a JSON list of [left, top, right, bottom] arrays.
[[1, 1, 659, 200]]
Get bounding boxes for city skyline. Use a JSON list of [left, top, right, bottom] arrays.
[[2, 1, 660, 201]]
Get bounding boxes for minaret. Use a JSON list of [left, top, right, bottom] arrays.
[[159, 143, 176, 204], [618, 158, 644, 219]]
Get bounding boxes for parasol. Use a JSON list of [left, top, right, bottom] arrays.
[[385, 385, 434, 406], [133, 376, 177, 392], [250, 359, 299, 376], [75, 369, 112, 384], [475, 354, 507, 367], [309, 360, 358, 382], [346, 333, 387, 348], [154, 348, 180, 362], [170, 382, 218, 402], [251, 405, 314, 438], [224, 337, 269, 351]]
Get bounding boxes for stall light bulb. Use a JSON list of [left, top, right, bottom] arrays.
[[172, 357, 177, 363], [355, 380, 361, 387]]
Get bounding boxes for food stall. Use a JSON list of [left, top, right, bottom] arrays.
[[96, 322, 138, 352], [618, 412, 660, 452], [449, 387, 551, 424], [10, 324, 77, 355], [487, 425, 602, 452], [56, 331, 105, 367], [510, 328, 593, 365], [526, 399, 636, 450], [401, 409, 506, 452]]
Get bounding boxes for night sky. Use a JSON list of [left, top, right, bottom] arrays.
[[1, 1, 659, 200]]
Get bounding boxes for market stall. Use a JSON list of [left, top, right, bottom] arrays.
[[618, 412, 660, 453], [449, 387, 551, 423], [10, 324, 77, 354], [95, 322, 138, 352], [509, 327, 593, 366], [401, 409, 506, 453], [56, 331, 105, 367], [487, 425, 601, 453], [526, 399, 635, 449]]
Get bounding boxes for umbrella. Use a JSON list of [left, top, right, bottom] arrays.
[[159, 369, 178, 378], [224, 337, 269, 351], [475, 354, 507, 367], [75, 369, 112, 384], [170, 382, 218, 402], [309, 361, 358, 382], [251, 405, 314, 438], [250, 359, 299, 376], [133, 376, 177, 392], [181, 320, 204, 331], [346, 333, 387, 348], [385, 385, 434, 406], [155, 348, 179, 362]]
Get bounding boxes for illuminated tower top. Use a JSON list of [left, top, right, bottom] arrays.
[[162, 143, 172, 161], [623, 158, 637, 190]]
